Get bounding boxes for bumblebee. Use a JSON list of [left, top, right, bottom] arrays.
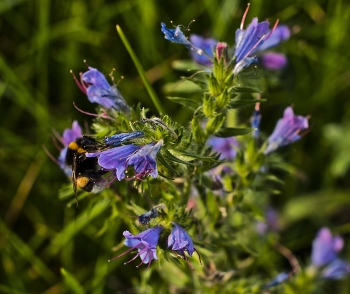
[[65, 136, 106, 206]]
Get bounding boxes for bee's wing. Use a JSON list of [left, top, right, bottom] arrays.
[[72, 155, 79, 207]]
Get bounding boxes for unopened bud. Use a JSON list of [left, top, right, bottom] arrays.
[[206, 114, 225, 135], [215, 88, 230, 110], [203, 94, 215, 117], [192, 117, 206, 144], [208, 74, 221, 97]]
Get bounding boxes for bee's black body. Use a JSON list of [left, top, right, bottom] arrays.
[[65, 136, 106, 205]]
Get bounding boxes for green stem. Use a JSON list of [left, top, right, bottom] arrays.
[[116, 25, 165, 115]]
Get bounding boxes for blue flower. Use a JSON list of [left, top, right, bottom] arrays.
[[189, 34, 218, 66], [161, 22, 203, 55], [126, 140, 163, 179], [233, 5, 279, 75], [87, 139, 163, 181], [109, 226, 164, 270], [207, 136, 238, 161], [58, 121, 82, 176], [264, 107, 309, 154], [104, 131, 144, 146], [310, 227, 350, 280], [311, 227, 344, 267], [168, 222, 201, 270], [263, 272, 290, 288], [322, 259, 350, 280], [73, 66, 129, 111], [256, 25, 290, 52]]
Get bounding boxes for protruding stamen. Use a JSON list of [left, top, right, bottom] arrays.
[[72, 102, 115, 121], [264, 19, 280, 40], [109, 68, 116, 83], [240, 3, 251, 29], [42, 145, 60, 165], [186, 19, 196, 31], [70, 70, 87, 94], [83, 59, 90, 68], [109, 242, 141, 262]]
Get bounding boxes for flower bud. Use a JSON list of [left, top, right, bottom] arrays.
[[208, 74, 221, 97], [203, 94, 215, 117], [215, 88, 230, 110], [192, 117, 206, 145], [206, 114, 225, 135]]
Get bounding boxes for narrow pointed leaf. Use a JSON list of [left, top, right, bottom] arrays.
[[229, 98, 266, 109], [116, 25, 165, 114], [61, 268, 85, 294], [167, 96, 201, 111]]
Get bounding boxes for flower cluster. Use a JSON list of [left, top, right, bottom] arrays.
[[161, 5, 289, 75], [109, 222, 201, 270], [87, 138, 163, 181]]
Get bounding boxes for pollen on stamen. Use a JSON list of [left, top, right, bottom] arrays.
[[83, 59, 90, 67], [186, 19, 196, 31], [109, 68, 116, 82]]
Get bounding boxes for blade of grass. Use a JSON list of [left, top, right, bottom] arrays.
[[44, 199, 110, 258], [61, 268, 85, 294], [0, 220, 56, 283], [116, 25, 165, 114]]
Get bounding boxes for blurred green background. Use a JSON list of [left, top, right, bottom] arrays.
[[1, 0, 350, 293]]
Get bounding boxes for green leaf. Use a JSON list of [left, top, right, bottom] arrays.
[[178, 150, 217, 161], [215, 127, 254, 137], [158, 152, 180, 176], [171, 59, 200, 71], [116, 25, 165, 114], [167, 96, 201, 111], [162, 148, 197, 166], [0, 220, 56, 283], [228, 98, 266, 109], [230, 85, 262, 93], [61, 268, 85, 294]]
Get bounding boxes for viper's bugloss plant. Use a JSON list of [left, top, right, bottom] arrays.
[[46, 3, 349, 293]]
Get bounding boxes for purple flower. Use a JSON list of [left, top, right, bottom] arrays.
[[310, 228, 350, 280], [109, 226, 164, 270], [126, 140, 163, 179], [260, 52, 288, 70], [256, 207, 279, 236], [58, 121, 82, 176], [256, 25, 290, 52], [87, 140, 163, 181], [168, 222, 201, 270], [264, 107, 309, 154], [233, 5, 279, 75], [73, 66, 129, 111], [161, 22, 203, 55], [311, 227, 344, 267], [189, 34, 218, 66], [322, 259, 350, 280], [207, 136, 238, 160]]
